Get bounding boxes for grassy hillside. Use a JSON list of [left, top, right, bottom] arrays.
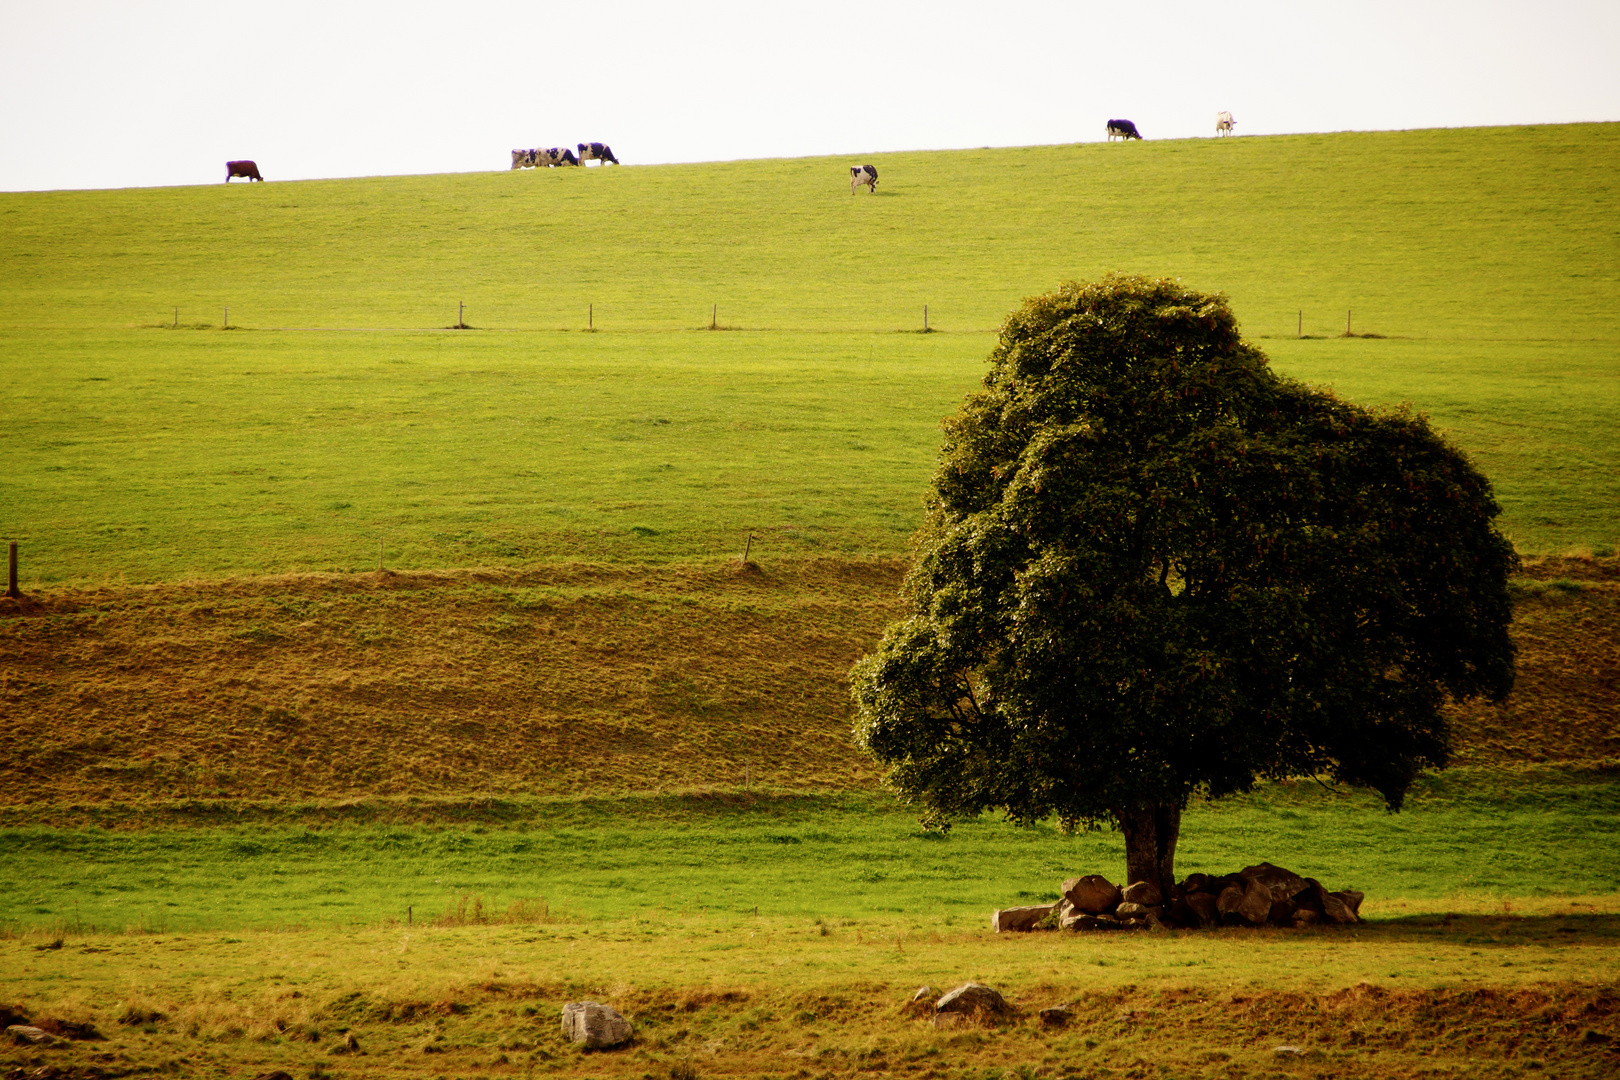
[[3, 125, 1615, 339], [2, 556, 1616, 811], [3, 124, 1620, 582]]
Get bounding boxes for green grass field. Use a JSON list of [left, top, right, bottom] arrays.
[[4, 769, 1618, 1079], [4, 767, 1617, 933], [4, 123, 1620, 583]]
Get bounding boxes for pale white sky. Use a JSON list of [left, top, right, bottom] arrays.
[[2, 0, 1617, 191]]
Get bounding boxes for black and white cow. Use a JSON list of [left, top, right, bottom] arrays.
[[225, 159, 263, 182], [1215, 111, 1235, 136], [577, 142, 620, 165], [1106, 119, 1143, 141], [850, 164, 878, 193], [513, 148, 583, 169]]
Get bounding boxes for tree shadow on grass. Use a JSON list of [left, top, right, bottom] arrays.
[[1362, 911, 1620, 946]]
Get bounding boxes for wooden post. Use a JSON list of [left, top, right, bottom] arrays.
[[742, 533, 753, 563], [459, 300, 464, 328], [589, 303, 593, 330], [173, 306, 178, 328], [711, 304, 716, 330], [6, 542, 18, 599], [223, 307, 228, 328], [408, 905, 412, 926], [1347, 309, 1352, 336], [1298, 310, 1302, 339], [745, 764, 750, 792]]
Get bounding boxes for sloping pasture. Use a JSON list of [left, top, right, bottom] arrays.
[[3, 124, 1619, 582]]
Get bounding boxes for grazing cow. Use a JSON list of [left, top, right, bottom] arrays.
[[1216, 111, 1235, 136], [850, 164, 878, 194], [577, 142, 620, 165], [225, 160, 263, 182], [511, 149, 539, 169], [1106, 120, 1142, 141], [537, 147, 580, 167]]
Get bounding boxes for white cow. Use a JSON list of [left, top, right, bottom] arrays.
[[850, 164, 878, 193], [1216, 111, 1235, 137]]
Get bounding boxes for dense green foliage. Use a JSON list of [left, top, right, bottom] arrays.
[[853, 277, 1517, 893]]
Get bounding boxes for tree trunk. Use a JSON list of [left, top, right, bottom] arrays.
[[1113, 801, 1182, 905]]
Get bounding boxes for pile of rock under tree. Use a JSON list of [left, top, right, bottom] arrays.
[[992, 862, 1364, 933]]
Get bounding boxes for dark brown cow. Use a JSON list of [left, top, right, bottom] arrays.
[[225, 160, 264, 182]]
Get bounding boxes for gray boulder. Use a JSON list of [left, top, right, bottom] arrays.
[[1179, 872, 1217, 894], [561, 1002, 632, 1049], [1218, 878, 1272, 926], [1061, 875, 1122, 914], [1064, 912, 1121, 931], [935, 983, 1010, 1017], [1183, 892, 1219, 927], [991, 903, 1056, 932], [1120, 880, 1162, 907], [5, 1025, 55, 1046], [1239, 862, 1309, 903], [1321, 889, 1361, 925]]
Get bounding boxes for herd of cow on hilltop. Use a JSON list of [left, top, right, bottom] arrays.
[[510, 142, 620, 169], [225, 114, 1236, 185]]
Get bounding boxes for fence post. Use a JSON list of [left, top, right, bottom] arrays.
[[1297, 310, 1302, 339], [6, 541, 18, 599], [924, 305, 928, 332]]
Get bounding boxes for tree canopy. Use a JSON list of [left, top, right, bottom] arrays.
[[851, 275, 1517, 899]]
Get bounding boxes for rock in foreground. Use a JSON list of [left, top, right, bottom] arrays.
[[561, 1002, 632, 1049], [935, 983, 1010, 1016], [991, 903, 1056, 932]]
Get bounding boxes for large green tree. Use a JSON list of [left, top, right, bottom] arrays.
[[852, 275, 1516, 903]]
